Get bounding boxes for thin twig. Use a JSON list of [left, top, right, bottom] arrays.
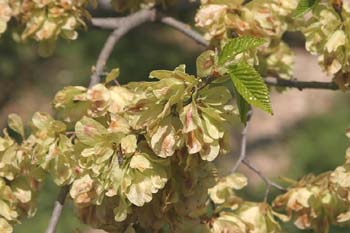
[[230, 111, 286, 200], [92, 12, 209, 47], [91, 17, 126, 29], [232, 124, 249, 172], [89, 29, 121, 87], [158, 15, 209, 47], [89, 9, 157, 87], [230, 111, 285, 201], [242, 159, 286, 200], [45, 186, 70, 233], [263, 184, 272, 203], [264, 76, 339, 91]]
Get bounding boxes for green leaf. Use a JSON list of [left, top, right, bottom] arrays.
[[105, 68, 120, 84], [8, 113, 24, 138], [228, 62, 273, 114], [234, 90, 250, 125], [292, 0, 319, 18], [219, 36, 265, 65]]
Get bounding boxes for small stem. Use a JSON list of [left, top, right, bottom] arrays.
[[45, 186, 70, 233], [89, 9, 157, 87], [263, 184, 271, 203], [232, 124, 249, 172], [89, 29, 122, 88], [158, 15, 209, 47], [231, 112, 285, 201], [242, 159, 286, 193], [92, 12, 209, 48], [264, 77, 339, 91]]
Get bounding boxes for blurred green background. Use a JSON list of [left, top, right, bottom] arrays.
[[0, 3, 349, 233]]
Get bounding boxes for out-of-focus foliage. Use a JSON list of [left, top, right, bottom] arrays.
[[195, 0, 298, 40], [0, 0, 12, 35], [0, 0, 91, 56], [0, 0, 193, 45], [0, 115, 45, 233]]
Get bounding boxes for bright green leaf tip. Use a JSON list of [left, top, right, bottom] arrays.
[[228, 62, 273, 115], [219, 36, 266, 65], [292, 0, 319, 18]]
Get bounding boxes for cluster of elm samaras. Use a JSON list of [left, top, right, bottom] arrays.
[[0, 0, 350, 233], [0, 0, 90, 41], [0, 66, 276, 232], [195, 0, 350, 89], [0, 65, 349, 233]]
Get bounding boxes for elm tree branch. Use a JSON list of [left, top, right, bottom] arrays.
[[242, 159, 286, 202], [94, 14, 343, 91], [89, 9, 157, 87], [92, 11, 208, 47], [232, 108, 254, 173], [93, 16, 341, 90], [264, 76, 339, 90], [45, 185, 70, 233], [157, 15, 209, 47]]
